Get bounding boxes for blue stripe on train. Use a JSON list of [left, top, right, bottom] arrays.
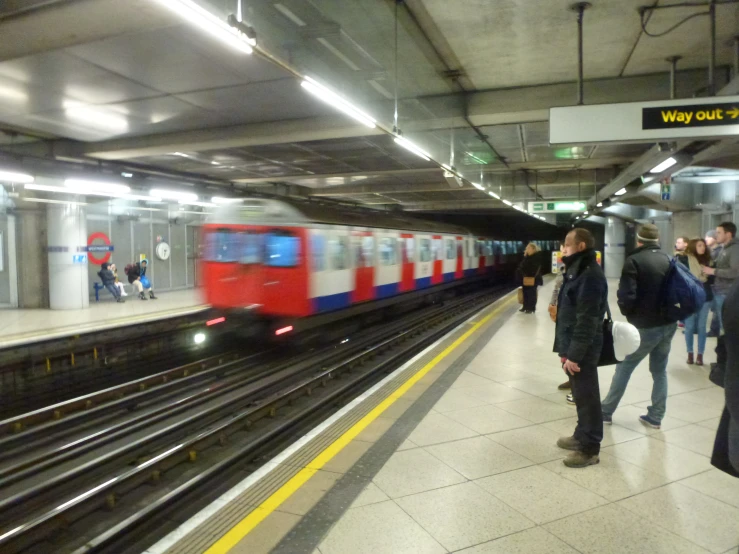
[[464, 268, 477, 277], [313, 291, 351, 313], [443, 272, 455, 283], [375, 282, 399, 299], [415, 276, 432, 289]]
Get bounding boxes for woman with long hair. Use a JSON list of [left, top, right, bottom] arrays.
[[684, 238, 713, 365], [518, 242, 542, 314]]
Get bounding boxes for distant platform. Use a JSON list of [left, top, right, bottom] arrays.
[[0, 289, 208, 349]]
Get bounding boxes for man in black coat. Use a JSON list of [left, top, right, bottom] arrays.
[[98, 262, 124, 303], [553, 228, 608, 468], [601, 224, 676, 430], [712, 277, 739, 478]]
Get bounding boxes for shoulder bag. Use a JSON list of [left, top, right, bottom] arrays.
[[598, 304, 618, 367]]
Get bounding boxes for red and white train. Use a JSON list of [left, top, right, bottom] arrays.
[[200, 197, 555, 329]]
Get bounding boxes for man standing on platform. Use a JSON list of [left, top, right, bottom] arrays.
[[706, 230, 723, 338], [601, 224, 675, 430], [701, 222, 739, 335], [554, 228, 608, 468]]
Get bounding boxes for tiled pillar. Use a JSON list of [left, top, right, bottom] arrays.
[[47, 203, 89, 310]]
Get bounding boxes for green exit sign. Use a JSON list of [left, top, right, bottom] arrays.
[[528, 201, 586, 213]]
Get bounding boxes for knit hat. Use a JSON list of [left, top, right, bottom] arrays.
[[637, 224, 659, 243], [705, 230, 717, 239]]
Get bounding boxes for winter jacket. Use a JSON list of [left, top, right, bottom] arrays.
[[687, 254, 714, 302], [553, 249, 608, 366], [711, 277, 739, 477], [714, 238, 739, 296], [97, 263, 116, 286], [617, 243, 673, 329], [127, 263, 141, 284], [518, 253, 543, 286]]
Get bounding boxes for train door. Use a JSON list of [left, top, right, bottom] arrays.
[[416, 234, 433, 288], [376, 231, 401, 298], [399, 233, 415, 292], [465, 237, 475, 277], [312, 227, 352, 312], [455, 236, 464, 279], [262, 227, 311, 317], [431, 235, 443, 285], [477, 238, 486, 274], [351, 230, 375, 304], [442, 236, 456, 282]]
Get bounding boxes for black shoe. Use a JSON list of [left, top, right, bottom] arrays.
[[519, 308, 526, 313], [139, 292, 147, 300], [149, 293, 157, 299], [707, 331, 718, 338], [566, 394, 575, 405], [117, 297, 125, 303]]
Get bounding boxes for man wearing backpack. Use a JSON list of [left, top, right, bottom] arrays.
[[701, 222, 739, 334], [601, 224, 677, 430]]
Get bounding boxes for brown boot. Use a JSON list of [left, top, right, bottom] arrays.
[[696, 354, 704, 366], [563, 451, 600, 468], [558, 380, 572, 390], [687, 353, 694, 365], [556, 436, 582, 451]]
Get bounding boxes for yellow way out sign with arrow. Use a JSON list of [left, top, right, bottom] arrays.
[[643, 102, 739, 130]]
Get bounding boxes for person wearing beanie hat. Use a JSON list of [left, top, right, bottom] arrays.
[[601, 223, 677, 430]]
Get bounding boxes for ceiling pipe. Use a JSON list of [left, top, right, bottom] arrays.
[[570, 2, 591, 106], [667, 55, 682, 99], [709, 0, 717, 96]]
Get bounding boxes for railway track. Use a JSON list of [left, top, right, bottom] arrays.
[[0, 285, 509, 554]]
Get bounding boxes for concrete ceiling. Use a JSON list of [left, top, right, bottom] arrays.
[[0, 0, 737, 219]]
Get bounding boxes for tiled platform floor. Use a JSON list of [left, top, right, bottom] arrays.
[[263, 279, 739, 554], [0, 288, 206, 348]]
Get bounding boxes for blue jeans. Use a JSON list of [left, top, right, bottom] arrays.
[[601, 323, 678, 423], [104, 283, 120, 299], [684, 301, 711, 355], [713, 294, 726, 334]]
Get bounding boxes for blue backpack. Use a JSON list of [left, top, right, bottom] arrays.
[[661, 257, 706, 321]]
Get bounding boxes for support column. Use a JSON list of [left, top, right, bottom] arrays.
[[604, 216, 626, 279], [47, 204, 89, 310]]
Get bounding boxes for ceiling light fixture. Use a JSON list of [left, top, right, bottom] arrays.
[[121, 172, 133, 178], [22, 197, 88, 206], [614, 188, 628, 196], [154, 0, 255, 54], [64, 179, 130, 195], [583, 211, 589, 215], [26, 183, 128, 198], [151, 188, 198, 202], [301, 76, 376, 128], [701, 177, 722, 183], [180, 200, 216, 208], [649, 157, 677, 174], [488, 191, 500, 199], [0, 170, 34, 184], [596, 202, 603, 207], [502, 199, 513, 206], [472, 183, 485, 190], [394, 135, 431, 161], [211, 197, 243, 204]]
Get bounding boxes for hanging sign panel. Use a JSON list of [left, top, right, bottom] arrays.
[[550, 95, 739, 144], [528, 201, 586, 213]]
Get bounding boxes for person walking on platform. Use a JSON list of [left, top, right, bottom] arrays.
[[705, 230, 723, 338], [98, 262, 125, 303], [683, 239, 713, 366], [701, 222, 739, 335], [518, 243, 542, 314], [601, 224, 676, 430], [711, 277, 739, 478], [553, 228, 608, 468]]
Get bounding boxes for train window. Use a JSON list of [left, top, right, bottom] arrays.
[[312, 234, 326, 272], [380, 237, 397, 265], [446, 239, 455, 260], [403, 238, 414, 263], [467, 239, 474, 257], [486, 241, 493, 256], [265, 230, 300, 267], [204, 229, 240, 263], [241, 232, 261, 265], [419, 238, 432, 262], [363, 236, 374, 267], [330, 235, 349, 270]]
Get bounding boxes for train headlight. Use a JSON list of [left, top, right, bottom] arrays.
[[194, 332, 206, 345]]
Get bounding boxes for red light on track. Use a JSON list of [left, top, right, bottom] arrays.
[[275, 325, 294, 336], [206, 317, 226, 326]]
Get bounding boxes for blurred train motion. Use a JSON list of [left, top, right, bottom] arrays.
[[200, 198, 556, 337]]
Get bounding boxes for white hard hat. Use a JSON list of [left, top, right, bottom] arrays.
[[612, 321, 641, 361]]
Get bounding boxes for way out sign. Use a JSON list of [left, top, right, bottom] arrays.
[[550, 95, 739, 144]]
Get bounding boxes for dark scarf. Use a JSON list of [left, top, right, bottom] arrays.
[[562, 248, 596, 271]]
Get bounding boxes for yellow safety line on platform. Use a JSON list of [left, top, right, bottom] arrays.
[[205, 294, 516, 554]]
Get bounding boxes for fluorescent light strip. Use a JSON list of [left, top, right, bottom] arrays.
[[650, 157, 677, 174], [64, 179, 130, 195], [472, 183, 485, 190], [151, 188, 198, 202], [154, 0, 254, 53], [26, 184, 119, 198], [23, 197, 88, 206], [394, 136, 431, 161], [596, 202, 603, 207], [614, 188, 628, 196], [301, 78, 376, 129], [181, 201, 216, 208], [211, 197, 243, 204], [0, 170, 34, 183], [502, 199, 513, 206], [488, 191, 500, 199]]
